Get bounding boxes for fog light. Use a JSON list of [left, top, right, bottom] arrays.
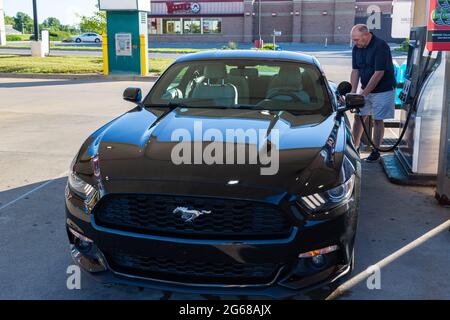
[[69, 228, 107, 273], [69, 228, 94, 252], [311, 254, 326, 268], [298, 245, 339, 258], [69, 227, 93, 242]]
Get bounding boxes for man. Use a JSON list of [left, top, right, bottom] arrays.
[[350, 24, 396, 162]]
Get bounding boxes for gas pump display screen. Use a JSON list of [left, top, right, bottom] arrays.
[[427, 0, 450, 51]]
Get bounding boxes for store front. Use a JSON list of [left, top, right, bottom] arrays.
[[148, 0, 356, 44], [148, 0, 249, 43]]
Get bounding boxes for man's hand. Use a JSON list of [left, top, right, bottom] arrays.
[[359, 89, 369, 97], [361, 70, 385, 96]]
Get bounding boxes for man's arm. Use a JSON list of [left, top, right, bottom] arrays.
[[361, 70, 384, 96], [362, 42, 389, 96], [350, 69, 360, 93]]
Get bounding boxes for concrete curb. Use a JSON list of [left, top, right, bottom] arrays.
[[0, 73, 159, 82]]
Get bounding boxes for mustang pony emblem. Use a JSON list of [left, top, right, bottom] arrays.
[[173, 207, 211, 222]]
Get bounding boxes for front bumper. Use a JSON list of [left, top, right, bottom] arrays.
[[66, 190, 358, 299]]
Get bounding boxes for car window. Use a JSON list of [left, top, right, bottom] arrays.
[[145, 59, 331, 114]]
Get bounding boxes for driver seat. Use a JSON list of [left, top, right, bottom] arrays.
[[266, 66, 310, 103], [192, 64, 238, 106]]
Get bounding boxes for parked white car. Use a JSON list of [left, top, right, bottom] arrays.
[[72, 33, 102, 43]]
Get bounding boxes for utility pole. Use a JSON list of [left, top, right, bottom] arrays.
[[31, 0, 46, 57], [258, 0, 261, 43], [32, 0, 39, 40]]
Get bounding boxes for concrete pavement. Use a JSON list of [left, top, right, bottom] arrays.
[[0, 75, 448, 300]]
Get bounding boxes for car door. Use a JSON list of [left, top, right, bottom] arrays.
[[79, 33, 88, 42]]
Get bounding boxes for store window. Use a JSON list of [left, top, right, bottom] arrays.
[[202, 19, 222, 34], [163, 19, 182, 34], [183, 19, 201, 34], [150, 18, 162, 35]]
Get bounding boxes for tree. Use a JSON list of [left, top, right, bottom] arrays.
[[13, 12, 34, 34], [41, 17, 61, 31], [78, 10, 106, 34], [4, 15, 15, 26]]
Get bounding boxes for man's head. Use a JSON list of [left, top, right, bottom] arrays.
[[351, 24, 372, 48]]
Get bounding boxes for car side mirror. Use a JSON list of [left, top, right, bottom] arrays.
[[337, 93, 365, 113], [123, 87, 142, 103]]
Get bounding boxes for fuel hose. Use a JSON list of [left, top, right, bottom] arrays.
[[359, 51, 433, 153]]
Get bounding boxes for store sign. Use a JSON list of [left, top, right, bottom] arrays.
[[166, 2, 201, 14], [391, 0, 412, 38], [427, 0, 450, 51]]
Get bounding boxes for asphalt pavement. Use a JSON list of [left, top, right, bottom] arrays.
[[0, 66, 448, 299]]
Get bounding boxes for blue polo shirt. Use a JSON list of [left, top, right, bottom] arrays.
[[352, 33, 396, 93]]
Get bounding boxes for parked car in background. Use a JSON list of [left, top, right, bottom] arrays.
[[72, 33, 102, 43]]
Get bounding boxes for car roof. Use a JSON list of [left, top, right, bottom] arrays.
[[174, 50, 320, 67]]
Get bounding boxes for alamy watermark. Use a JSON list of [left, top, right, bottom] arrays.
[[66, 265, 81, 290], [366, 265, 381, 290], [170, 121, 280, 175]]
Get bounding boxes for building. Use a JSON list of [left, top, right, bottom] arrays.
[[5, 25, 22, 35], [148, 0, 357, 44], [355, 0, 407, 43]]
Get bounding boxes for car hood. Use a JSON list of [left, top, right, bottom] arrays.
[[76, 107, 345, 200]]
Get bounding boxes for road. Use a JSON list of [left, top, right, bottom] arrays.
[[0, 41, 406, 58], [0, 72, 448, 299], [0, 48, 182, 59]]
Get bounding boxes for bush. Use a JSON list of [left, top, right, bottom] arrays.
[[221, 41, 238, 50], [6, 34, 32, 41], [395, 39, 410, 52], [29, 31, 72, 41], [261, 43, 279, 51], [48, 30, 71, 41]]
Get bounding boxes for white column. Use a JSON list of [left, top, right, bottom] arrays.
[[0, 0, 7, 45]]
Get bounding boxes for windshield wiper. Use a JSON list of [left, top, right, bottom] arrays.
[[232, 104, 264, 110], [233, 104, 320, 114], [145, 102, 190, 109]]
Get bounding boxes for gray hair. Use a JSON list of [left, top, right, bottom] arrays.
[[351, 24, 369, 34]]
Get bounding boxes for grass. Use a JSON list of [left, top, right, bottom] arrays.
[[149, 57, 174, 75], [0, 55, 174, 75], [0, 44, 212, 53]]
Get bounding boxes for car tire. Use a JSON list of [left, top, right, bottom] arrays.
[[75, 38, 81, 43], [95, 38, 100, 43]]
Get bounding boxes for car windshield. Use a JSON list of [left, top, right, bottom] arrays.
[[144, 59, 332, 114]]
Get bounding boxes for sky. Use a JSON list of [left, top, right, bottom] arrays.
[[3, 0, 98, 26]]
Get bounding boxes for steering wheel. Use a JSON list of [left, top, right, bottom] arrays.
[[257, 90, 302, 108], [267, 90, 303, 102]]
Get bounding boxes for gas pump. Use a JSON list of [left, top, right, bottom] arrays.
[[436, 52, 450, 204], [381, 26, 443, 186]]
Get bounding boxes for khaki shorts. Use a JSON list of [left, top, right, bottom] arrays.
[[358, 89, 396, 120]]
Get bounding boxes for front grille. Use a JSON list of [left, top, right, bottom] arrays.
[[106, 251, 281, 285], [94, 194, 293, 239]]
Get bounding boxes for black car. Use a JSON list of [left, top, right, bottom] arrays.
[[65, 50, 363, 299]]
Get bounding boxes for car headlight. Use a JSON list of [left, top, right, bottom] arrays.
[[299, 175, 355, 213], [68, 170, 95, 201]]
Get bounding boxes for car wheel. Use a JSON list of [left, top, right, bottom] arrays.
[[95, 38, 100, 43], [75, 38, 81, 43]]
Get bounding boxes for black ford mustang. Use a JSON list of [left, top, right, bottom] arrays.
[[65, 50, 363, 298]]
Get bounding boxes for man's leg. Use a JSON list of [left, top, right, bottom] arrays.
[[372, 119, 385, 149], [352, 115, 368, 149]]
